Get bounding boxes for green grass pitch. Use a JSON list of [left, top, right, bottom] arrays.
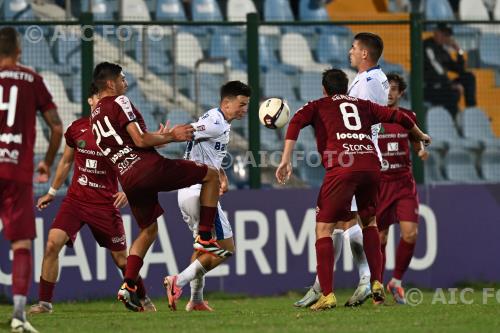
[[1, 290, 500, 333]]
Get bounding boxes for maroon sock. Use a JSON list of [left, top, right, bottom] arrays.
[[12, 249, 32, 295], [136, 276, 146, 299], [362, 226, 383, 283], [39, 277, 56, 303], [199, 206, 216, 240], [124, 255, 143, 282], [315, 237, 334, 296], [394, 238, 416, 280], [381, 242, 387, 282]]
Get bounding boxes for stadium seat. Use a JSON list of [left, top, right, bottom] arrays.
[[296, 126, 317, 151], [3, 0, 35, 20], [134, 36, 172, 75], [299, 163, 325, 187], [317, 33, 350, 68], [263, 71, 298, 101], [424, 0, 455, 20], [426, 106, 481, 150], [229, 69, 248, 83], [175, 32, 225, 73], [167, 108, 195, 124], [299, 71, 323, 101], [299, 0, 329, 21], [191, 0, 223, 21], [479, 34, 500, 68], [453, 25, 481, 53], [495, 0, 500, 20], [188, 72, 224, 110], [209, 34, 246, 69], [460, 107, 500, 149], [459, 0, 489, 20], [52, 33, 81, 72], [259, 35, 296, 73], [121, 0, 151, 20], [260, 129, 282, 151], [379, 58, 405, 75], [444, 147, 481, 182], [264, 0, 294, 21], [481, 149, 500, 182], [84, 0, 114, 20], [156, 0, 186, 20], [21, 37, 65, 74], [280, 33, 330, 72], [227, 0, 257, 21], [424, 148, 446, 183]]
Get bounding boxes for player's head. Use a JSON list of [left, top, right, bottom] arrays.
[[92, 62, 128, 96], [434, 23, 453, 45], [349, 32, 383, 69], [322, 68, 348, 96], [87, 82, 99, 110], [220, 81, 251, 122], [0, 27, 21, 62], [387, 73, 407, 108]]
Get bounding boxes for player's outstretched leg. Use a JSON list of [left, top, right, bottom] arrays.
[[310, 235, 337, 311], [362, 222, 385, 304]]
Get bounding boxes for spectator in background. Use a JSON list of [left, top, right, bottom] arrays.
[[423, 23, 477, 119]]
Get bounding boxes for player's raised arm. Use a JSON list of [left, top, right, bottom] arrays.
[[126, 121, 195, 148], [37, 143, 74, 210], [38, 108, 63, 182]]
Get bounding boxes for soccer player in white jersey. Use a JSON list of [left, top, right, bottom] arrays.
[[295, 32, 389, 307], [163, 81, 251, 311]]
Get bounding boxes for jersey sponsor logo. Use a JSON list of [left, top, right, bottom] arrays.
[[342, 143, 375, 153], [117, 153, 140, 175], [78, 174, 88, 186], [0, 133, 22, 144], [111, 234, 126, 245], [77, 140, 86, 148], [387, 142, 399, 152], [0, 147, 19, 163], [110, 146, 133, 164], [114, 95, 135, 121], [76, 147, 103, 156], [78, 165, 106, 175], [196, 125, 206, 131], [336, 132, 372, 141], [381, 159, 389, 171], [85, 159, 97, 169]]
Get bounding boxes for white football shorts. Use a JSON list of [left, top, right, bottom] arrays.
[[177, 184, 233, 240]]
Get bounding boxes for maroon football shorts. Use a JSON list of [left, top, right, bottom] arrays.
[[51, 197, 126, 251], [376, 173, 419, 231], [316, 170, 381, 223], [124, 158, 208, 229], [0, 179, 36, 241]]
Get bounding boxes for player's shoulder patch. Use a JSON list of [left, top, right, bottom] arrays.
[[114, 95, 136, 121], [366, 77, 373, 82]]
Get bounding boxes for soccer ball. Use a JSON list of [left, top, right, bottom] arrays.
[[258, 98, 291, 129]]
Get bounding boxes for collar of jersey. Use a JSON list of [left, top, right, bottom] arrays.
[[366, 65, 381, 73]]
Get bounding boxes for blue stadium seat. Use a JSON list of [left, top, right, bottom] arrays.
[[21, 37, 65, 74], [210, 34, 245, 70], [424, 0, 454, 20], [260, 129, 282, 151], [188, 72, 223, 110], [156, 0, 186, 20], [444, 147, 482, 183], [460, 107, 500, 149], [53, 37, 80, 72], [134, 37, 172, 75], [263, 71, 298, 101], [299, 71, 323, 101], [264, 0, 294, 21], [317, 33, 350, 67], [299, 0, 329, 21], [296, 126, 316, 151], [299, 163, 325, 187], [379, 58, 405, 75], [424, 148, 446, 183], [481, 149, 500, 182], [3, 0, 35, 20], [168, 108, 195, 124], [479, 33, 500, 68], [191, 0, 223, 21]]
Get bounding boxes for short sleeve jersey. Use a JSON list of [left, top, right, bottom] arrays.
[[378, 107, 417, 178], [64, 118, 119, 207], [184, 108, 230, 170], [0, 65, 56, 184], [89, 95, 163, 188], [285, 95, 415, 175]]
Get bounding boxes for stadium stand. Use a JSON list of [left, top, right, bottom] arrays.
[[459, 0, 489, 20]]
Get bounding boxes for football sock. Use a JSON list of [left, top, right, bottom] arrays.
[[199, 206, 217, 241], [362, 226, 383, 283], [190, 275, 205, 303], [39, 276, 56, 303], [12, 295, 26, 321], [394, 238, 416, 280], [124, 255, 143, 285], [177, 260, 207, 288], [315, 237, 334, 296], [347, 224, 371, 285], [12, 249, 31, 296], [390, 278, 402, 288], [332, 229, 344, 265], [381, 242, 387, 282], [136, 276, 146, 299], [312, 275, 321, 293]]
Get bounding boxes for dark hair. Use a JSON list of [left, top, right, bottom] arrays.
[[322, 68, 348, 96], [220, 81, 251, 101], [92, 62, 123, 91], [354, 32, 384, 62], [0, 27, 20, 58], [88, 82, 98, 98], [386, 73, 407, 92]]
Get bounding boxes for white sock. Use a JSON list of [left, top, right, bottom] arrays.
[[177, 260, 207, 288], [190, 275, 205, 303], [347, 224, 371, 285], [13, 295, 26, 321], [390, 278, 402, 288], [332, 229, 344, 265]]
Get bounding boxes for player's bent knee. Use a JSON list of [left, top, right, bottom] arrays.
[[402, 229, 418, 244], [45, 239, 64, 257]]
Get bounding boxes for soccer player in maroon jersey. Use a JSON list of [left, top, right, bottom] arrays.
[[0, 27, 63, 332], [29, 85, 157, 315], [90, 62, 228, 312], [276, 69, 431, 310], [377, 73, 428, 304]]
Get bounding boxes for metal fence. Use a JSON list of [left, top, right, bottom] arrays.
[[3, 13, 500, 194]]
